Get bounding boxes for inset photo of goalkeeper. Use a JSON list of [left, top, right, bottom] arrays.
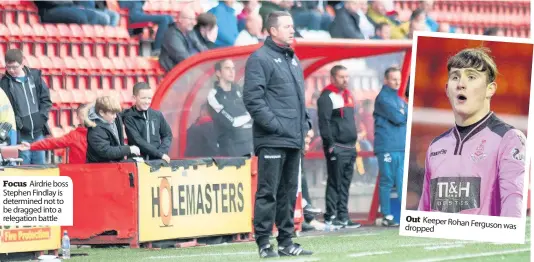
[[399, 31, 533, 244]]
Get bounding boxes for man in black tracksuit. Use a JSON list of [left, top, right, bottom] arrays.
[[317, 65, 361, 229], [207, 59, 253, 157], [243, 11, 313, 258], [1, 49, 52, 165], [122, 82, 173, 162]]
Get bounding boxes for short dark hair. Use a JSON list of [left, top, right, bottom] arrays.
[[196, 13, 217, 30], [132, 82, 151, 96], [214, 59, 232, 71], [483, 27, 502, 36], [384, 66, 401, 79], [330, 65, 347, 77], [266, 11, 291, 35], [447, 47, 498, 83], [5, 49, 23, 64], [375, 22, 389, 32], [410, 8, 425, 21]]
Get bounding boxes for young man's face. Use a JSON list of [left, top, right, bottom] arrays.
[[446, 67, 495, 119], [6, 61, 24, 77], [100, 111, 117, 124], [216, 60, 236, 84], [134, 89, 153, 111]]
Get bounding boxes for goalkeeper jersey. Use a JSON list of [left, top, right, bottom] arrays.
[[418, 112, 526, 218]]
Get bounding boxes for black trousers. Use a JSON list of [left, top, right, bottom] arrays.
[[254, 147, 301, 247], [323, 146, 357, 221]]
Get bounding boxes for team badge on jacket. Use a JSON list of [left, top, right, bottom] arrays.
[[471, 139, 487, 163]]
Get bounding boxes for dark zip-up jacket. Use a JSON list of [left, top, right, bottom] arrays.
[[122, 106, 172, 160], [243, 36, 312, 153], [0, 66, 52, 141], [317, 84, 358, 150], [373, 85, 407, 153], [86, 108, 130, 163], [207, 82, 253, 156]]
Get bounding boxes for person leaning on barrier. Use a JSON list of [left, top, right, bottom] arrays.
[[207, 59, 253, 157], [86, 96, 140, 163], [122, 82, 172, 163], [18, 103, 91, 164], [243, 10, 313, 259]]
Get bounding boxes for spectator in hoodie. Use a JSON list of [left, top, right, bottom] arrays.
[[192, 13, 219, 50], [18, 103, 91, 164], [33, 0, 108, 25], [74, 0, 120, 27], [207, 59, 253, 157], [209, 1, 239, 48], [238, 0, 261, 32], [235, 13, 263, 46], [159, 7, 205, 73], [119, 1, 174, 56], [86, 96, 140, 163], [0, 49, 52, 165], [184, 103, 219, 158], [122, 82, 173, 163], [329, 0, 365, 39]]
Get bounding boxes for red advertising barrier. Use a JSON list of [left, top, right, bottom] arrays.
[[59, 163, 139, 247]]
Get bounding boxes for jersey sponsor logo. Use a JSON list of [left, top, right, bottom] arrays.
[[471, 139, 487, 163], [430, 177, 481, 213], [430, 149, 447, 157], [511, 148, 525, 161]]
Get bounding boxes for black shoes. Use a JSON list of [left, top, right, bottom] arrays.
[[258, 244, 279, 258], [259, 243, 313, 258]]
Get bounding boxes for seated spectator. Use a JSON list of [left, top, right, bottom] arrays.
[[371, 22, 391, 39], [329, 0, 366, 39], [438, 22, 450, 33], [192, 13, 219, 50], [400, 8, 431, 36], [33, 0, 108, 25], [259, 0, 285, 31], [366, 0, 406, 39], [484, 27, 505, 36], [159, 7, 204, 73], [74, 0, 120, 26], [418, 0, 438, 32], [184, 104, 219, 158], [18, 104, 91, 164], [291, 1, 332, 31], [238, 0, 261, 32], [207, 59, 253, 157], [209, 1, 239, 48], [407, 19, 429, 39], [86, 96, 140, 163], [122, 82, 173, 163], [118, 0, 174, 56], [235, 13, 263, 46]]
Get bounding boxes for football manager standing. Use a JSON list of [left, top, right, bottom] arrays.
[[243, 10, 313, 259]]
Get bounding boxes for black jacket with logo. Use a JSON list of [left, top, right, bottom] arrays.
[[243, 36, 311, 153], [122, 106, 173, 160], [0, 66, 52, 141], [207, 82, 253, 156], [317, 84, 358, 150]]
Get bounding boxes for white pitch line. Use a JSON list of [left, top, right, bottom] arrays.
[[399, 241, 474, 247], [407, 248, 530, 262], [339, 233, 380, 237], [276, 258, 320, 262], [147, 251, 256, 259], [348, 251, 392, 258], [424, 244, 465, 250]]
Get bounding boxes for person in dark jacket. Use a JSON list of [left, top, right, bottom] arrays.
[[291, 1, 332, 31], [33, 0, 108, 25], [185, 103, 219, 157], [192, 13, 218, 50], [122, 82, 172, 162], [317, 65, 361, 229], [159, 7, 205, 72], [373, 67, 407, 227], [207, 59, 253, 157], [86, 96, 140, 163], [1, 49, 52, 165], [243, 10, 313, 258], [329, 1, 364, 39]]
